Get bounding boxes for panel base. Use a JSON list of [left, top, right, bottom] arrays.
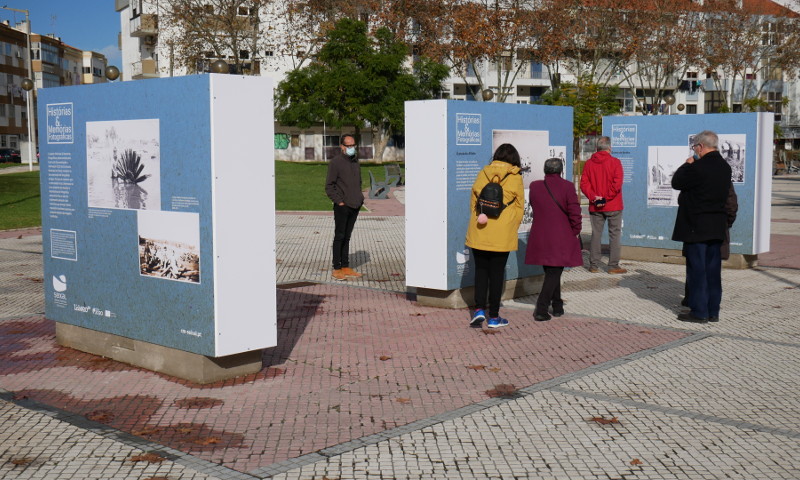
[[621, 246, 757, 269], [55, 323, 263, 384], [415, 275, 543, 309]]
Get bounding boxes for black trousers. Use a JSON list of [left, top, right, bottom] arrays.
[[537, 266, 564, 315], [472, 249, 509, 318], [332, 204, 359, 270]]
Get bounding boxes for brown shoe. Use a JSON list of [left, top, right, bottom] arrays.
[[332, 269, 348, 281], [341, 267, 363, 277], [608, 267, 628, 274], [588, 267, 599, 273]]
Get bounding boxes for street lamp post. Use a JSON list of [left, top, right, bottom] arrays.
[[2, 5, 35, 171]]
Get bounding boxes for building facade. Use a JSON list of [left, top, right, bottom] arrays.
[[0, 19, 109, 163], [114, 0, 800, 163], [0, 21, 29, 154]]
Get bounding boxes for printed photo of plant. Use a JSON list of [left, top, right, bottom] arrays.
[[87, 119, 161, 210], [137, 210, 200, 284]]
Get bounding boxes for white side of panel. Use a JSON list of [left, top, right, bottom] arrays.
[[754, 112, 773, 254], [210, 74, 276, 356], [405, 100, 449, 289]]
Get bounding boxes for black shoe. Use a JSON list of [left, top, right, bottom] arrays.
[[677, 312, 708, 323], [534, 312, 552, 321], [552, 308, 564, 317], [708, 316, 719, 322]]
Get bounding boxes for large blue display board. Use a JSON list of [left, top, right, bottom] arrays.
[[39, 74, 276, 357], [407, 100, 573, 291], [605, 113, 773, 254]]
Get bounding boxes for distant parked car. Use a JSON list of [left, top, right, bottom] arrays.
[[0, 148, 21, 163]]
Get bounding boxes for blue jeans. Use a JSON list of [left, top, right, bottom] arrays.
[[684, 241, 723, 318]]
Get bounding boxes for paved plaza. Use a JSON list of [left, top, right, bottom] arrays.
[[1, 171, 799, 479]]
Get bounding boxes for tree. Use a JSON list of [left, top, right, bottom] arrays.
[[275, 18, 449, 161], [538, 75, 620, 164], [618, 0, 705, 114], [701, 0, 800, 113], [391, 0, 538, 103], [160, 0, 275, 74]]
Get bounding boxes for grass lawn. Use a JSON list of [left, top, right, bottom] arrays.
[[0, 162, 403, 230], [0, 171, 41, 230], [275, 161, 403, 211]]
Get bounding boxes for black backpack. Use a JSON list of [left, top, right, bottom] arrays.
[[477, 173, 511, 218]]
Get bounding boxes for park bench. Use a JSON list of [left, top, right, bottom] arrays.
[[384, 164, 403, 187], [368, 171, 389, 199]]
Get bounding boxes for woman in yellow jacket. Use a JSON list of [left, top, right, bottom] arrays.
[[465, 143, 525, 328]]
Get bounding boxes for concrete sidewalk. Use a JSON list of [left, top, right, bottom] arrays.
[[1, 177, 799, 479]]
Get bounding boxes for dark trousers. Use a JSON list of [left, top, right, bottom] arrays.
[[332, 204, 359, 270], [537, 266, 564, 315], [684, 240, 723, 318], [472, 249, 509, 318]]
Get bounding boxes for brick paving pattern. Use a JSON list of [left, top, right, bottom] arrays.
[[2, 176, 800, 479]]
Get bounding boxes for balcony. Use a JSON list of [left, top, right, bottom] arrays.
[[131, 59, 159, 79], [130, 14, 158, 37]]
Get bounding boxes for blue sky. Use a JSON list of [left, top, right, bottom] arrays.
[[1, 1, 121, 65]]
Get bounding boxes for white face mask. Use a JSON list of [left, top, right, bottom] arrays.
[[345, 146, 356, 157]]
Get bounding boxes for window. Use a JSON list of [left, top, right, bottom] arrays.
[[323, 135, 340, 147], [686, 104, 697, 114], [685, 71, 698, 79], [767, 92, 782, 121], [0, 104, 5, 117], [499, 55, 512, 72], [761, 21, 783, 46], [239, 50, 249, 60], [83, 66, 91, 74], [238, 6, 255, 16], [93, 67, 102, 77], [704, 91, 726, 113], [264, 50, 274, 57]]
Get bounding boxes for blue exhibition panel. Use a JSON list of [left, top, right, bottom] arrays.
[[38, 74, 276, 357], [604, 113, 772, 254]]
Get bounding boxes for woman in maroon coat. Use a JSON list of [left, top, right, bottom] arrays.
[[525, 158, 583, 321]]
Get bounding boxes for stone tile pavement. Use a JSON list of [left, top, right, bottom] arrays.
[[1, 177, 799, 479]]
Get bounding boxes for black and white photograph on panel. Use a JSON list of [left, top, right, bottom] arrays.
[[137, 210, 201, 284], [87, 119, 161, 210], [646, 146, 686, 207], [491, 129, 550, 233]]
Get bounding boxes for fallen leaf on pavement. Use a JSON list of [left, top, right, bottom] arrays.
[[589, 416, 620, 425], [130, 453, 165, 463]]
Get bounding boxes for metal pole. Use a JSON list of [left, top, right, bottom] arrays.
[[24, 9, 34, 171]]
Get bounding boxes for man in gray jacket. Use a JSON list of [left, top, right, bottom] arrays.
[[325, 134, 365, 280]]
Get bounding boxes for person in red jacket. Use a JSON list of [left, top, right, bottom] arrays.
[[580, 136, 626, 274]]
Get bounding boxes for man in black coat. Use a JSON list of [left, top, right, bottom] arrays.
[[671, 130, 732, 323], [325, 134, 365, 281]]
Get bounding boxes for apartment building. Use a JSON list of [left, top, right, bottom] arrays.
[[0, 21, 30, 156], [0, 20, 109, 163]]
